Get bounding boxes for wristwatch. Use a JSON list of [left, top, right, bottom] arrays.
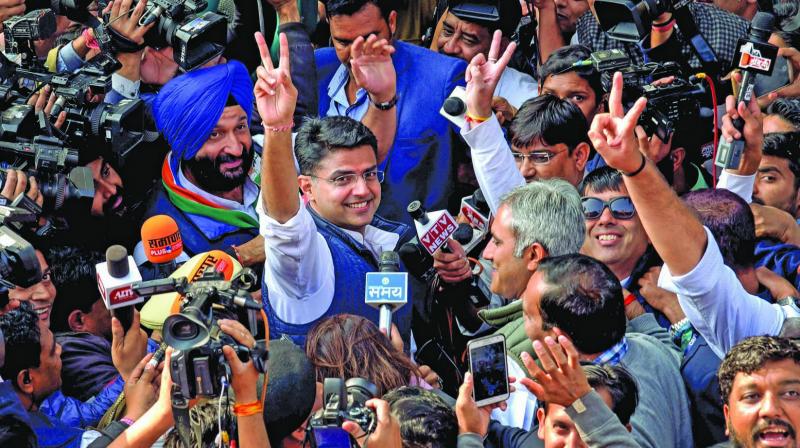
[[370, 94, 398, 110]]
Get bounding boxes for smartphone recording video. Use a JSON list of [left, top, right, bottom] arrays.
[[468, 334, 510, 407]]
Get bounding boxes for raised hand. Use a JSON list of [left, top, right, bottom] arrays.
[[519, 335, 592, 408], [108, 0, 153, 45], [720, 79, 763, 175], [350, 34, 396, 103], [465, 30, 517, 119], [254, 31, 297, 128], [587, 72, 648, 174]]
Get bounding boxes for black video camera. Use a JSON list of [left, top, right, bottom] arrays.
[[132, 267, 265, 400], [0, 135, 95, 211], [591, 49, 708, 141], [307, 378, 378, 448], [138, 0, 227, 71], [592, 0, 688, 42], [3, 9, 56, 69], [0, 206, 41, 291]]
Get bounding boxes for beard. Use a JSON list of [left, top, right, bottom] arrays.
[[183, 145, 254, 193]]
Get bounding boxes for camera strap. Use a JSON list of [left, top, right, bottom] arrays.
[[105, 26, 147, 54], [171, 389, 194, 448]]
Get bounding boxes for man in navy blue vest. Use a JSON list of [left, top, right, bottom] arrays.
[[316, 0, 467, 224], [255, 31, 413, 345]]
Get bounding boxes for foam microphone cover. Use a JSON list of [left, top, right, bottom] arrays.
[[141, 215, 184, 264]]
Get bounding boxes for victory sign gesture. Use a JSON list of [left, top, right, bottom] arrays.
[[465, 30, 516, 119], [350, 34, 396, 103], [254, 31, 298, 129], [587, 72, 648, 174]]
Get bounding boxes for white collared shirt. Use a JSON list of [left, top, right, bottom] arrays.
[[257, 195, 399, 325]]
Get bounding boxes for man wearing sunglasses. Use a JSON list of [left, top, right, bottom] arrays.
[[256, 34, 414, 345], [579, 167, 650, 298]]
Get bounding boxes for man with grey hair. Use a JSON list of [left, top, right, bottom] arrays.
[[433, 178, 586, 430]]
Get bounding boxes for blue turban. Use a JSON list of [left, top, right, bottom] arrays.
[[152, 60, 254, 169]]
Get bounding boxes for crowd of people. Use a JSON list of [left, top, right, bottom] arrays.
[[1, 0, 800, 446]]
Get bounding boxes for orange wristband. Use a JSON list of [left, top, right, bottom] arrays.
[[233, 401, 263, 417], [466, 111, 491, 123]]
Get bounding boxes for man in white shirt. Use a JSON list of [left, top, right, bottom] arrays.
[[255, 30, 414, 345], [437, 0, 538, 108]]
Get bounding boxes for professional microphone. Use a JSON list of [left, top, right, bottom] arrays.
[[460, 188, 491, 233], [408, 200, 458, 255], [716, 12, 777, 169], [96, 245, 143, 332], [141, 215, 184, 279], [365, 251, 408, 338]]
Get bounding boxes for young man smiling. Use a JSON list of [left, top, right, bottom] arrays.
[[256, 31, 414, 345]]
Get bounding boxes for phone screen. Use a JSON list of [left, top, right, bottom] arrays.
[[469, 339, 509, 402], [755, 55, 791, 98], [311, 427, 352, 448]]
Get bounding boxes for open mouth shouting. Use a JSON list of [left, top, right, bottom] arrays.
[[752, 420, 797, 448]]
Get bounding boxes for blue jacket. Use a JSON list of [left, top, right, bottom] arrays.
[[755, 237, 800, 290], [315, 42, 467, 224], [142, 182, 260, 261], [40, 376, 124, 429], [0, 381, 36, 447], [264, 206, 415, 346]]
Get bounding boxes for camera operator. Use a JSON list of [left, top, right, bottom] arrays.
[[0, 302, 160, 448], [435, 0, 537, 108], [142, 60, 264, 267], [305, 315, 436, 395], [574, 0, 748, 75]]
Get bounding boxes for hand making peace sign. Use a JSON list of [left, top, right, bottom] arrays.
[[254, 31, 298, 129]]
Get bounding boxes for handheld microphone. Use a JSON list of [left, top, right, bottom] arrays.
[[408, 200, 458, 255], [141, 215, 184, 278], [365, 251, 408, 338], [96, 245, 143, 332], [716, 12, 777, 169], [460, 188, 491, 233]]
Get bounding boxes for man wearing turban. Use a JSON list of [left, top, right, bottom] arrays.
[[140, 60, 264, 267]]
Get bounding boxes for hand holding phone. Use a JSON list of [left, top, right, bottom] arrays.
[[467, 334, 510, 406]]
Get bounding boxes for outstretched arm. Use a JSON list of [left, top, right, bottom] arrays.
[[587, 72, 706, 276], [255, 32, 300, 224]]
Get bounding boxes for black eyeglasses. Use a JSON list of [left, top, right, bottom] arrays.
[[581, 197, 636, 220]]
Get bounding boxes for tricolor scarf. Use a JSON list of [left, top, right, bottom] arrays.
[[161, 156, 258, 229]]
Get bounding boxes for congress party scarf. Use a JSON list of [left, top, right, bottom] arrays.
[[161, 157, 258, 229]]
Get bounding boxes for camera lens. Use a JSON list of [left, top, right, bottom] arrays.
[[172, 320, 199, 340]]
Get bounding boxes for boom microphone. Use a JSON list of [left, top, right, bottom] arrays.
[[96, 245, 143, 332]]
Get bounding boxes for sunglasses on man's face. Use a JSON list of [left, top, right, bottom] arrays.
[[581, 196, 636, 220]]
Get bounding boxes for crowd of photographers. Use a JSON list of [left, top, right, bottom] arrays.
[[1, 0, 800, 446]]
